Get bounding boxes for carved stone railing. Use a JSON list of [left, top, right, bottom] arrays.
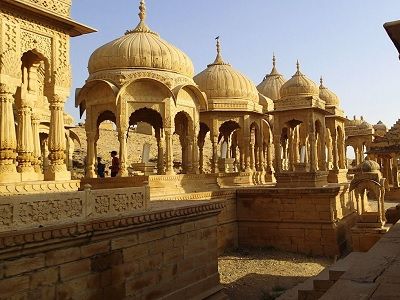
[[0, 185, 149, 232], [18, 0, 72, 18]]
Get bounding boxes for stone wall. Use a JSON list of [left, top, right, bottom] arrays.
[[0, 201, 225, 299], [237, 185, 358, 257], [0, 185, 149, 232]]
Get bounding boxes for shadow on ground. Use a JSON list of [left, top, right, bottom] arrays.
[[222, 273, 305, 300]]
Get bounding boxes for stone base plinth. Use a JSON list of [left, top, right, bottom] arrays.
[[217, 172, 252, 187], [275, 171, 329, 188], [20, 170, 42, 182], [328, 169, 348, 184], [351, 225, 390, 252], [130, 162, 156, 176], [44, 168, 71, 181], [237, 185, 357, 257], [0, 170, 20, 183]]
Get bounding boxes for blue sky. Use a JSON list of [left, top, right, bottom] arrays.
[[69, 0, 400, 127]]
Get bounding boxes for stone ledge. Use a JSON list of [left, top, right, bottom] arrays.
[[0, 201, 225, 258]]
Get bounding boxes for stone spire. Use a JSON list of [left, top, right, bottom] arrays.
[[209, 36, 229, 66], [320, 76, 324, 88], [126, 0, 157, 35], [269, 53, 280, 76]]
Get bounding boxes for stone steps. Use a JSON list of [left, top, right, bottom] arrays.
[[277, 252, 365, 300]]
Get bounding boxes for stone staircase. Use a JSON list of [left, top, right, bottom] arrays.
[[277, 252, 365, 300]]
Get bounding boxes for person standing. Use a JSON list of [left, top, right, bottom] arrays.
[[96, 157, 105, 178], [110, 150, 120, 177]]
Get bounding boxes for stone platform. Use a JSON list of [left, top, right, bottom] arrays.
[[0, 198, 225, 299], [236, 184, 357, 256]]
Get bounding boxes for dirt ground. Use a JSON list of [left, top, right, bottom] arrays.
[[218, 248, 331, 300]]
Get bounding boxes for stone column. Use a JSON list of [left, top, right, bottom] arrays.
[[266, 144, 273, 172], [165, 129, 175, 175], [250, 142, 255, 171], [258, 145, 265, 172], [393, 155, 399, 188], [156, 130, 165, 175], [192, 136, 199, 174], [86, 131, 96, 178], [273, 134, 281, 173], [186, 136, 193, 174], [244, 137, 251, 172], [118, 129, 128, 177], [31, 115, 42, 174], [0, 84, 19, 183], [45, 94, 70, 181], [16, 88, 36, 179], [332, 133, 339, 170], [211, 136, 218, 174], [309, 133, 317, 172]]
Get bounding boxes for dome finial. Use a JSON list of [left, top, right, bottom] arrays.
[[126, 0, 157, 35], [273, 53, 276, 68], [139, 0, 146, 22], [320, 76, 324, 87], [296, 60, 300, 72], [209, 36, 228, 66]]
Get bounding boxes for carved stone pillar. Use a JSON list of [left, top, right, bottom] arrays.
[[258, 145, 265, 172], [186, 136, 193, 174], [332, 134, 339, 170], [156, 130, 165, 175], [273, 135, 281, 173], [118, 129, 128, 177], [191, 136, 199, 174], [165, 129, 175, 175], [211, 136, 218, 174], [45, 94, 70, 181], [199, 143, 204, 174], [265, 144, 273, 173], [393, 155, 399, 188], [250, 142, 255, 171], [16, 88, 36, 179], [309, 133, 317, 172], [0, 84, 19, 183], [31, 115, 42, 174], [86, 131, 96, 178]]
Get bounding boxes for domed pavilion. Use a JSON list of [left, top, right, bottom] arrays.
[[272, 61, 330, 187], [319, 77, 347, 183], [194, 38, 273, 181], [76, 0, 207, 177], [257, 54, 286, 102]]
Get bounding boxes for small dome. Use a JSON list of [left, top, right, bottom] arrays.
[[88, 1, 194, 78], [356, 159, 381, 173], [280, 61, 319, 98], [194, 39, 258, 102], [319, 77, 340, 106], [374, 121, 387, 131], [257, 55, 286, 101]]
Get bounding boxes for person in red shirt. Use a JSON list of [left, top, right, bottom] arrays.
[[110, 150, 120, 177]]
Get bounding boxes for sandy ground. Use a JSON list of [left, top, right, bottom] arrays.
[[218, 248, 330, 300]]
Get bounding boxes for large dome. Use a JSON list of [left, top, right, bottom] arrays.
[[257, 55, 286, 101], [319, 77, 340, 106], [280, 62, 319, 99], [88, 1, 194, 78], [194, 39, 258, 102]]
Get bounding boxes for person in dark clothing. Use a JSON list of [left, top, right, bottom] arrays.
[[110, 150, 120, 177], [97, 157, 105, 178]]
